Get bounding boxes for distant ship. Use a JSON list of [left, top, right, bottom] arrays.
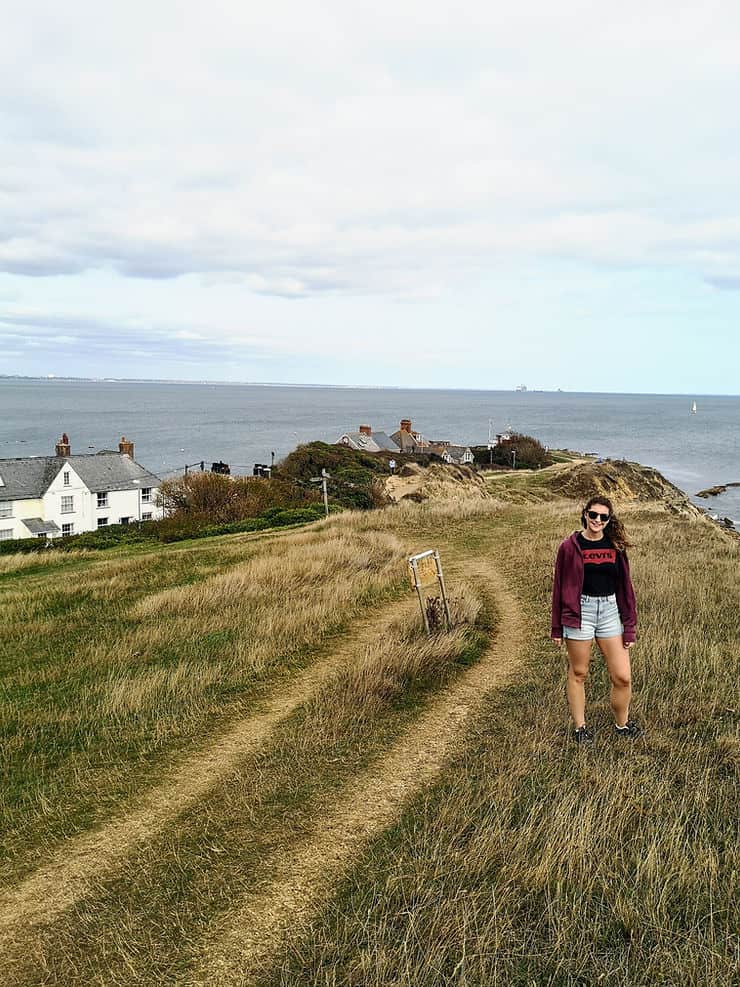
[[691, 401, 697, 414]]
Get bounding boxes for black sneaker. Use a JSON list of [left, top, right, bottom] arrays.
[[573, 726, 594, 745], [615, 719, 643, 739]]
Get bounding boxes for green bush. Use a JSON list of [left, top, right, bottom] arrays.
[[0, 504, 331, 556], [471, 433, 553, 470], [158, 472, 319, 524], [276, 442, 394, 510], [0, 535, 46, 555]]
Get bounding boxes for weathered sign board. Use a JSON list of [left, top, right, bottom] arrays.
[[407, 549, 452, 635]]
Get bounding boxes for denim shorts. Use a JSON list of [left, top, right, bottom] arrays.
[[563, 594, 624, 640]]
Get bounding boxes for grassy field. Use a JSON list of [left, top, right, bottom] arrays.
[[0, 463, 737, 985]]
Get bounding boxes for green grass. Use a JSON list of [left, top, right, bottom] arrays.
[[5, 579, 491, 986], [260, 502, 739, 987], [1, 465, 737, 986], [0, 524, 411, 877]]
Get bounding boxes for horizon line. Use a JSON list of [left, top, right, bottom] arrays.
[[0, 374, 737, 399]]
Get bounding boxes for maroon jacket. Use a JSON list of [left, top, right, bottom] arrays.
[[551, 531, 637, 642]]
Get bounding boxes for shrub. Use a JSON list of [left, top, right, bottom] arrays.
[[0, 535, 46, 556], [471, 433, 553, 470], [158, 472, 318, 525], [276, 442, 398, 510], [0, 505, 330, 556]]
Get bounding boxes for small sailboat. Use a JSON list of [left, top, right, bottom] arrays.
[[691, 401, 697, 414]]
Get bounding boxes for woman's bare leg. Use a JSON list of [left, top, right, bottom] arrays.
[[565, 639, 593, 728], [597, 635, 632, 726]]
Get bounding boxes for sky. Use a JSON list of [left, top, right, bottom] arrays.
[[1, 1, 740, 394]]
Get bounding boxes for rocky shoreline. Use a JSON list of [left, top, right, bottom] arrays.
[[693, 480, 740, 531], [695, 480, 740, 498]]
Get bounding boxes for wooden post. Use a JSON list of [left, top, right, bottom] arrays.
[[434, 549, 452, 630], [321, 468, 329, 518], [410, 558, 431, 634], [408, 549, 450, 636]]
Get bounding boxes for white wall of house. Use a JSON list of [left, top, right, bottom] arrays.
[[0, 497, 44, 540], [44, 463, 88, 537], [92, 486, 161, 528], [1, 473, 162, 540], [442, 448, 474, 466]]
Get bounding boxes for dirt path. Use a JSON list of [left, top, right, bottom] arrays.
[[185, 560, 529, 986], [0, 595, 415, 949]]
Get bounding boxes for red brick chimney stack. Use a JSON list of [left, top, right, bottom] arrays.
[[119, 436, 134, 458], [400, 419, 412, 434], [55, 433, 71, 457], [359, 424, 372, 435]]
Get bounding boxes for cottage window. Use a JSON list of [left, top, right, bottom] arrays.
[[97, 517, 108, 528], [0, 502, 11, 519], [63, 471, 70, 486], [141, 487, 152, 503], [141, 512, 152, 521], [0, 528, 13, 541], [97, 492, 108, 508], [61, 495, 74, 514], [61, 523, 74, 537]]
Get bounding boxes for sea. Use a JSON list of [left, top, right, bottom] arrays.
[[1, 379, 739, 524]]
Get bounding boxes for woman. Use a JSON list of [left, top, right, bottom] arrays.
[[551, 496, 642, 744]]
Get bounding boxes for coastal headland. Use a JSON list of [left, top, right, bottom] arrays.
[[0, 457, 737, 985]]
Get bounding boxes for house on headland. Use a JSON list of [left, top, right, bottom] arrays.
[[337, 425, 400, 454], [0, 434, 162, 541], [389, 419, 426, 454], [336, 419, 475, 464], [441, 445, 475, 466]]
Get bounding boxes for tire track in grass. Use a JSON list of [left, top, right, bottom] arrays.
[[0, 595, 415, 950], [185, 561, 528, 987]]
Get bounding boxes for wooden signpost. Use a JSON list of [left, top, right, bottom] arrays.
[[407, 549, 452, 635]]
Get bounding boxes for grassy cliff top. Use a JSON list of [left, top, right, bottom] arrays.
[[0, 460, 737, 985]]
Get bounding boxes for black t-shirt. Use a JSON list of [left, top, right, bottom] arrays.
[[577, 532, 618, 596]]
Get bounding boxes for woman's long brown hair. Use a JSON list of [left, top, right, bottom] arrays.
[[581, 495, 631, 552]]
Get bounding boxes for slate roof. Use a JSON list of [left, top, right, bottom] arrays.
[[390, 430, 419, 453], [0, 458, 61, 500], [340, 432, 383, 452], [0, 454, 161, 500], [338, 430, 400, 453], [68, 454, 161, 493], [370, 431, 399, 452], [443, 445, 473, 463], [22, 518, 61, 535]]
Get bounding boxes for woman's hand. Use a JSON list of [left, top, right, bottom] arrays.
[[624, 640, 634, 649], [553, 638, 562, 646]]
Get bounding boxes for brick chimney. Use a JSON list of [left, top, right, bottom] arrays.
[[359, 424, 372, 435], [55, 432, 71, 457], [400, 419, 412, 433], [118, 436, 134, 458]]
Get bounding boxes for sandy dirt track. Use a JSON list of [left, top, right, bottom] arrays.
[[185, 561, 528, 986], [0, 595, 416, 952]]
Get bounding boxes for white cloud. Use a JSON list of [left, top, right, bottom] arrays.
[[2, 1, 740, 295], [1, 2, 740, 390]]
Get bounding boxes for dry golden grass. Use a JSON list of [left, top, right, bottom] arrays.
[[262, 499, 739, 987], [0, 521, 411, 872], [301, 582, 483, 745], [0, 548, 94, 575], [2, 473, 737, 986], [0, 554, 488, 987]]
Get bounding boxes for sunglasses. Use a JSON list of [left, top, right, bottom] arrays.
[[586, 510, 610, 522]]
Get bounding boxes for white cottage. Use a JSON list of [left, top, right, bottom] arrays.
[[0, 434, 162, 541], [442, 445, 475, 466]]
